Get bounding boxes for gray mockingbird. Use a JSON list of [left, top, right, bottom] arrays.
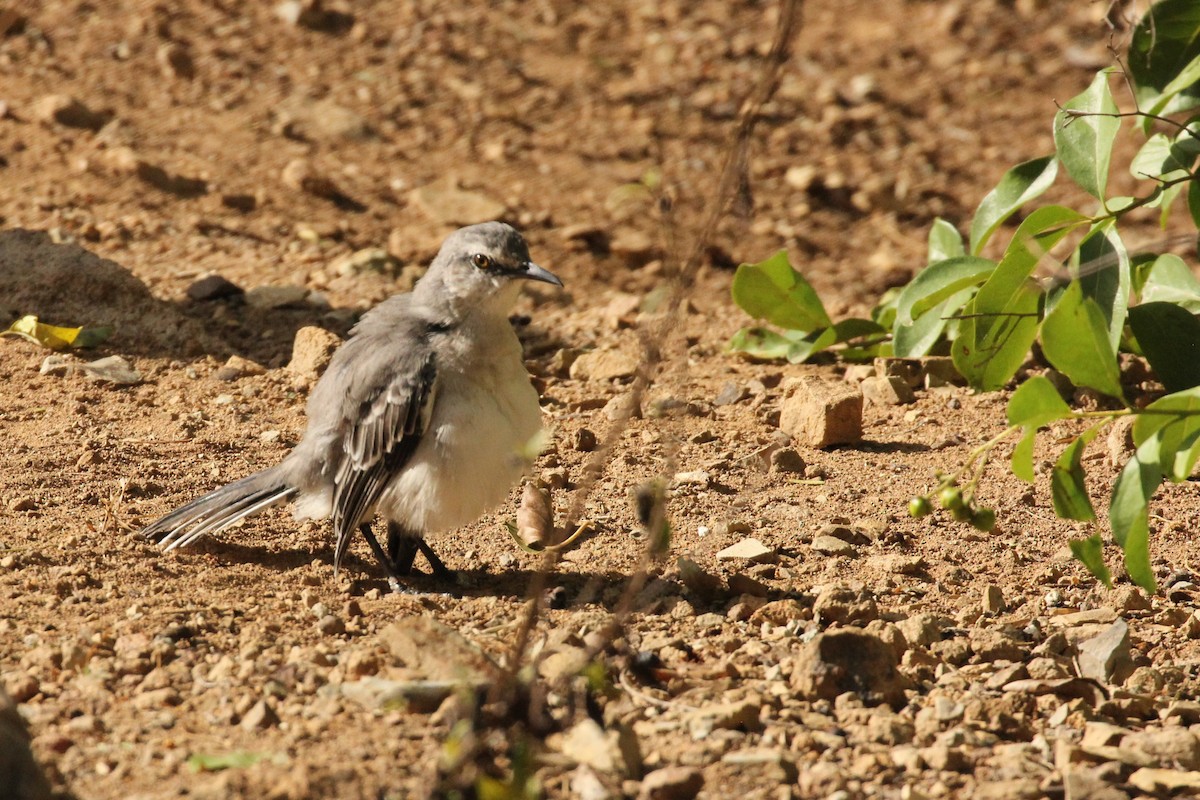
[[142, 222, 562, 589]]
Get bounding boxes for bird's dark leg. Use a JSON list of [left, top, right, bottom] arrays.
[[359, 522, 406, 593], [387, 521, 453, 580]]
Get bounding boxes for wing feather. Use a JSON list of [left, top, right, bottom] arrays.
[[331, 353, 437, 571]]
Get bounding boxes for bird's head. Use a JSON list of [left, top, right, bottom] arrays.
[[416, 222, 562, 316]]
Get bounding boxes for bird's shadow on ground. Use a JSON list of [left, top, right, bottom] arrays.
[[171, 539, 802, 612]]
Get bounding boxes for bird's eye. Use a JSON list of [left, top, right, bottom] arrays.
[[471, 253, 492, 269]]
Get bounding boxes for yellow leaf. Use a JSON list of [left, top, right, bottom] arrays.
[[1, 315, 112, 350]]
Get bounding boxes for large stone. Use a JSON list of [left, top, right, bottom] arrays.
[[288, 326, 342, 381], [1075, 618, 1133, 684], [814, 584, 878, 625], [379, 617, 498, 682], [637, 766, 703, 800], [791, 628, 910, 708], [778, 377, 862, 448], [570, 349, 639, 382], [409, 180, 506, 226]]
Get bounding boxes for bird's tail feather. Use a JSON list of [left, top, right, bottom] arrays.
[[142, 468, 297, 551]]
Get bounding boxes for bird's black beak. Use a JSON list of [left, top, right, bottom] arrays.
[[520, 261, 563, 287]]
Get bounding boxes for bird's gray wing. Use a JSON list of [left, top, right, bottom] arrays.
[[330, 349, 438, 572]]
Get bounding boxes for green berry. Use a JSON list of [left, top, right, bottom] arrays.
[[971, 508, 996, 532], [908, 497, 933, 518], [939, 487, 964, 511], [951, 504, 972, 522]]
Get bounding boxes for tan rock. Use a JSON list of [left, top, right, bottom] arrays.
[[288, 326, 342, 381], [778, 377, 862, 448]]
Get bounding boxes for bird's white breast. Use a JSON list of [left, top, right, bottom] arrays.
[[375, 319, 542, 534]]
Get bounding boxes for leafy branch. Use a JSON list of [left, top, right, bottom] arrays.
[[728, 0, 1200, 591]]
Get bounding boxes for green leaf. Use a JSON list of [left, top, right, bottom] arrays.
[[951, 206, 1087, 389], [1069, 533, 1113, 588], [1108, 434, 1162, 592], [1007, 375, 1072, 427], [1007, 376, 1073, 482], [1051, 433, 1098, 521], [893, 288, 972, 358], [1128, 303, 1200, 392], [1130, 0, 1200, 130], [928, 218, 965, 263], [728, 326, 801, 360], [1189, 176, 1200, 229], [1040, 281, 1125, 401], [894, 256, 996, 326], [188, 751, 279, 773], [951, 277, 1041, 391], [731, 251, 831, 332], [786, 318, 886, 363], [1139, 253, 1200, 312], [1130, 133, 1197, 178], [1011, 428, 1037, 483], [969, 156, 1059, 254], [1131, 387, 1200, 480], [1074, 220, 1129, 350], [1053, 69, 1120, 199], [1, 315, 114, 351]]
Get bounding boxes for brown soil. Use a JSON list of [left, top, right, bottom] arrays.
[[3, 2, 1199, 799]]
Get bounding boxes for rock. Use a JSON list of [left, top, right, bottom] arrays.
[[4, 675, 38, 704], [861, 375, 915, 406], [156, 42, 194, 79], [288, 326, 342, 381], [1128, 767, 1200, 793], [676, 557, 724, 603], [278, 97, 371, 142], [560, 719, 622, 773], [813, 585, 878, 625], [571, 765, 617, 800], [186, 274, 243, 302], [1075, 618, 1133, 684], [749, 599, 810, 626], [574, 428, 598, 451], [1162, 700, 1200, 725], [778, 377, 862, 448], [215, 355, 266, 381], [610, 230, 660, 264], [720, 748, 798, 782], [378, 617, 499, 682], [1063, 765, 1131, 800], [316, 614, 345, 635], [330, 247, 397, 277], [409, 180, 506, 226], [341, 677, 478, 713], [714, 538, 775, 563], [969, 628, 1024, 661], [921, 357, 962, 388], [246, 284, 309, 309], [1125, 727, 1200, 770], [637, 766, 703, 800], [240, 699, 279, 730], [714, 381, 747, 406], [33, 94, 107, 129], [817, 524, 871, 545], [687, 699, 761, 738], [791, 628, 910, 708], [0, 687, 53, 800], [811, 535, 858, 558], [570, 350, 639, 382], [281, 158, 346, 200], [874, 357, 924, 388], [982, 585, 1006, 615], [770, 447, 806, 473], [558, 719, 641, 777]]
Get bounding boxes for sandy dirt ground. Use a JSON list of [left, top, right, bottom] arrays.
[[3, 1, 1200, 799]]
